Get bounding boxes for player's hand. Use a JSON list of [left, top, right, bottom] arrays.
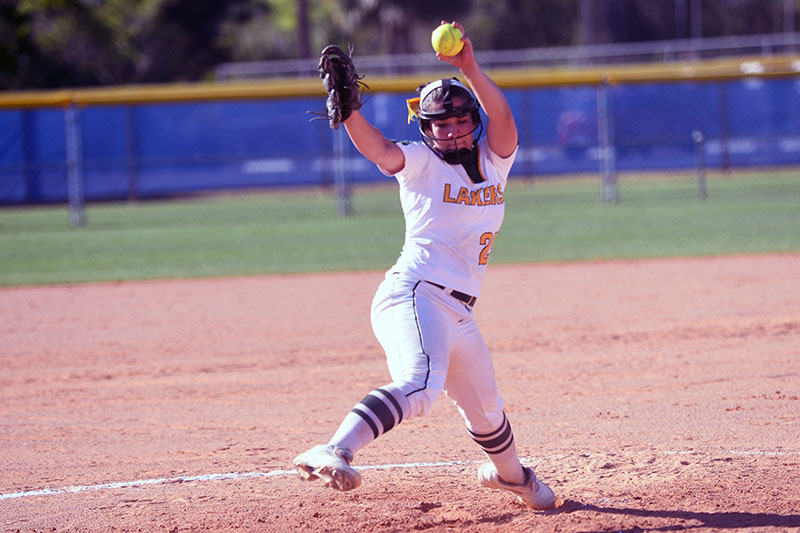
[[435, 21, 476, 71]]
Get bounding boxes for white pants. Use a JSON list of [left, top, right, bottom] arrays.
[[370, 273, 505, 434]]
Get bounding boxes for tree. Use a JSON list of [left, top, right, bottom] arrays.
[[132, 0, 252, 82], [330, 0, 472, 55], [1, 0, 797, 90], [1, 0, 136, 89], [466, 0, 578, 50], [218, 0, 297, 62], [0, 0, 36, 89], [578, 0, 788, 45], [1, 0, 267, 88]]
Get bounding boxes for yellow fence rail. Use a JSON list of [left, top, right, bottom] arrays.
[[1, 54, 799, 109]]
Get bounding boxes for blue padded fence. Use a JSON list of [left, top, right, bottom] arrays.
[[2, 76, 800, 205]]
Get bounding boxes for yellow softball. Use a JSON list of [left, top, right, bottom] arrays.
[[431, 23, 464, 57]]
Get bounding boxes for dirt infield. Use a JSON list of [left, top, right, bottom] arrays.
[[1, 254, 799, 532]]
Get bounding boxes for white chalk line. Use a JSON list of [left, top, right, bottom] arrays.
[[1, 449, 797, 502]]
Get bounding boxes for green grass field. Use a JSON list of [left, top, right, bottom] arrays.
[[1, 172, 798, 286]]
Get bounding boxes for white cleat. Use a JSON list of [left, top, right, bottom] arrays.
[[293, 444, 361, 492], [478, 463, 556, 510]]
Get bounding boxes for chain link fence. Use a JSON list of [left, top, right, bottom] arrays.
[[2, 57, 800, 230], [215, 33, 800, 79]]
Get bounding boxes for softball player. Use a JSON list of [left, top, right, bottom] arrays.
[[294, 22, 556, 510]]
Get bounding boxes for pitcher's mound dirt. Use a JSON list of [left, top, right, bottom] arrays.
[[1, 254, 798, 531]]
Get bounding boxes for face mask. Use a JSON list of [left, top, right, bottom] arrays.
[[442, 147, 474, 164], [422, 119, 483, 164]]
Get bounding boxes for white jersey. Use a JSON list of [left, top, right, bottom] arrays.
[[382, 137, 517, 297]]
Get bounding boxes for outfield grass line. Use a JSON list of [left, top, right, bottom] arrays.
[[1, 449, 798, 502], [2, 174, 798, 286]]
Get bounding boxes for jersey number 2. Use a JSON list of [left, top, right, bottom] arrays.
[[479, 232, 497, 265]]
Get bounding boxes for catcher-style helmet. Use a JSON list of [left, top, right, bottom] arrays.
[[410, 78, 483, 164]]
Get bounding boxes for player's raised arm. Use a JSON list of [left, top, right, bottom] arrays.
[[435, 22, 518, 159], [343, 110, 405, 175], [313, 44, 404, 175]]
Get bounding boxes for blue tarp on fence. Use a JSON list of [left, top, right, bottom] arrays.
[[2, 77, 799, 204]]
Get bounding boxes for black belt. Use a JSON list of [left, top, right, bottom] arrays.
[[426, 281, 477, 308]]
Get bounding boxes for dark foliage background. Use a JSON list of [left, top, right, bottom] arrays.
[[1, 0, 796, 90]]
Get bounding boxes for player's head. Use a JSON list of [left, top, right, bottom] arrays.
[[408, 78, 482, 164]]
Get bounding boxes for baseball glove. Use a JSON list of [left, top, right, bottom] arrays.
[[311, 44, 368, 129]]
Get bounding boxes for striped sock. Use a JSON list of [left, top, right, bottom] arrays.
[[330, 384, 410, 454], [468, 413, 526, 485]]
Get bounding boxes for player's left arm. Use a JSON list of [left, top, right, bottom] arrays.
[[436, 22, 518, 159]]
